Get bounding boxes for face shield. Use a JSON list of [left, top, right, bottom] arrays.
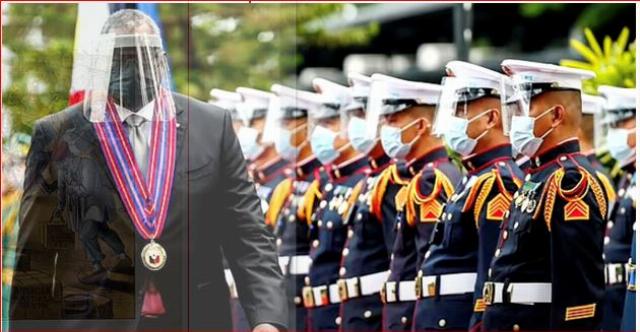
[[236, 102, 269, 161], [265, 91, 309, 162], [307, 95, 346, 165], [83, 32, 175, 124], [343, 95, 374, 154], [433, 77, 501, 156]]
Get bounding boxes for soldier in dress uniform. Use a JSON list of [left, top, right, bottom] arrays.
[[598, 86, 636, 330], [301, 81, 372, 331], [266, 83, 328, 332], [236, 87, 291, 219], [362, 74, 460, 331], [482, 60, 611, 330], [412, 62, 524, 332], [335, 72, 394, 332]]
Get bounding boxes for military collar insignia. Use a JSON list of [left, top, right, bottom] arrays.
[[255, 157, 291, 183], [405, 146, 448, 176], [463, 144, 513, 173], [295, 157, 322, 179], [330, 155, 370, 180], [368, 153, 391, 173], [531, 139, 581, 169]]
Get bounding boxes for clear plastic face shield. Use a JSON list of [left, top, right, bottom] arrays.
[[264, 94, 309, 162], [434, 77, 501, 156], [83, 22, 175, 124], [343, 95, 374, 154], [236, 102, 269, 161], [365, 80, 427, 142], [433, 77, 501, 136], [307, 95, 348, 165]]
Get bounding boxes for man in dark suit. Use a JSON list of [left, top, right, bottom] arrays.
[[10, 9, 286, 331]]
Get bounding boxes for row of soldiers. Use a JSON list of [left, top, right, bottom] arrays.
[[211, 60, 636, 331]]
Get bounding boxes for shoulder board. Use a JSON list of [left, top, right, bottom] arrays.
[[370, 165, 395, 220], [343, 180, 365, 220], [297, 178, 322, 225], [265, 178, 293, 227], [534, 166, 608, 231], [596, 171, 616, 203], [406, 168, 455, 226], [462, 171, 495, 213], [390, 164, 412, 186]]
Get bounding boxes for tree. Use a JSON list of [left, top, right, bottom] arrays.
[[2, 4, 378, 134]]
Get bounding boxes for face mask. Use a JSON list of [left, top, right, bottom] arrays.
[[274, 125, 304, 161], [607, 128, 635, 164], [237, 126, 265, 161], [109, 52, 157, 111], [380, 119, 421, 160], [310, 125, 340, 165], [443, 110, 491, 156], [509, 107, 555, 157], [347, 117, 375, 154]]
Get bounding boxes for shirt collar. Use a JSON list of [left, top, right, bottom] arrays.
[[116, 101, 155, 123]]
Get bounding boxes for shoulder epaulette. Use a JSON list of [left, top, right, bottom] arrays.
[[463, 167, 521, 228], [534, 166, 608, 231], [596, 171, 616, 203], [406, 168, 455, 226], [343, 180, 365, 220], [370, 165, 396, 220], [265, 178, 293, 227], [298, 178, 322, 225]]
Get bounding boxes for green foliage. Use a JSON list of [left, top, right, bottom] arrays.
[[519, 3, 566, 18], [161, 3, 378, 100], [3, 4, 378, 133], [560, 27, 636, 94], [2, 4, 77, 134]]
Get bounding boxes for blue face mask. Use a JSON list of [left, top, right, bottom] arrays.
[[443, 110, 491, 157], [347, 117, 375, 154], [380, 119, 421, 161], [606, 127, 635, 165], [237, 126, 265, 161], [274, 125, 305, 161], [310, 125, 340, 165], [509, 107, 555, 157]]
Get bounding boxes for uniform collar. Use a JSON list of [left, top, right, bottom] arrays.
[[295, 156, 322, 179], [252, 157, 291, 183], [329, 155, 370, 180], [463, 144, 513, 173], [531, 138, 580, 169], [368, 153, 391, 173], [403, 146, 448, 177]]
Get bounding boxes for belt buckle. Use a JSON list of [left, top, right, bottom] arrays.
[[302, 286, 314, 308], [483, 282, 494, 305], [319, 285, 329, 306], [386, 282, 397, 303], [337, 279, 348, 301], [426, 279, 437, 297], [415, 276, 423, 298], [380, 283, 387, 304]]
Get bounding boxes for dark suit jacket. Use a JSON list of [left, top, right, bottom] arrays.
[[10, 93, 287, 331]]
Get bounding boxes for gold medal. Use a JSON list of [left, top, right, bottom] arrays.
[[141, 240, 167, 271]]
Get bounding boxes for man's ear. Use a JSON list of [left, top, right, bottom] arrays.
[[486, 108, 500, 129], [415, 117, 430, 136], [551, 104, 565, 128]]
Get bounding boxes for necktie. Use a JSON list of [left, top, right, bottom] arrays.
[[125, 114, 148, 179]]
